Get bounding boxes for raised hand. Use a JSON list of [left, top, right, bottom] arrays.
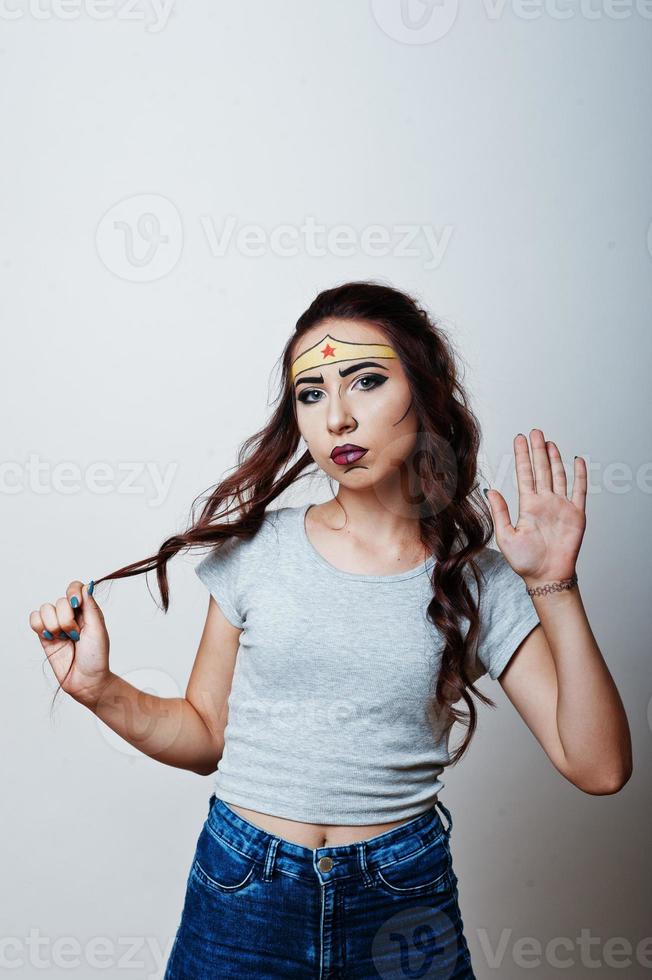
[[485, 429, 587, 587], [28, 581, 112, 706]]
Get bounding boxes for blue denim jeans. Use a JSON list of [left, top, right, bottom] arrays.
[[164, 793, 476, 979]]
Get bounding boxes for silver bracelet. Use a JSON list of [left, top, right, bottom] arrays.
[[525, 572, 578, 597]]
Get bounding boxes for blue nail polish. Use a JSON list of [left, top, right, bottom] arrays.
[[70, 596, 79, 609], [88, 581, 95, 596], [68, 629, 80, 641], [58, 631, 68, 640], [43, 629, 53, 640]]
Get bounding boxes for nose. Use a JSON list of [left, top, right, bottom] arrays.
[[326, 392, 357, 434]]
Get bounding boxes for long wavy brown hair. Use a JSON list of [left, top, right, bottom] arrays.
[[51, 279, 499, 764]]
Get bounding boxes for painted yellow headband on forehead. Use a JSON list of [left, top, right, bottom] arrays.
[[290, 334, 397, 383]]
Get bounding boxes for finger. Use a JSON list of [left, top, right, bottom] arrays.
[[571, 455, 588, 512], [55, 597, 80, 641], [29, 610, 55, 642], [514, 433, 535, 495], [66, 580, 85, 613], [39, 602, 61, 637], [65, 579, 95, 632], [79, 581, 103, 629], [28, 610, 44, 634], [546, 440, 568, 497], [31, 612, 74, 676], [485, 488, 514, 538], [530, 428, 552, 492]]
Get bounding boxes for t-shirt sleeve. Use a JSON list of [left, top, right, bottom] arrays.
[[194, 537, 244, 629], [472, 549, 541, 681]]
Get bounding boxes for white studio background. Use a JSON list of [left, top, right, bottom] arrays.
[[3, 2, 651, 978]]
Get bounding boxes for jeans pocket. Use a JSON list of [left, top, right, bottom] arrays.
[[190, 821, 258, 895], [374, 833, 453, 897]]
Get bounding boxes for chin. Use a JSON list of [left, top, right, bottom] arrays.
[[333, 467, 375, 485]]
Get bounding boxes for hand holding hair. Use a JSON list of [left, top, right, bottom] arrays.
[[28, 580, 113, 708]]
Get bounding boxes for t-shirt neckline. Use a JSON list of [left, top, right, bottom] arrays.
[[297, 502, 436, 583]]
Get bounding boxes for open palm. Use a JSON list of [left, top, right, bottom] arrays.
[[486, 429, 587, 585]]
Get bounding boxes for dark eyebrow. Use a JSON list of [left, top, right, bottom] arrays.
[[294, 361, 390, 389]]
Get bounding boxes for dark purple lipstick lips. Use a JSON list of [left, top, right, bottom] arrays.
[[330, 444, 368, 465]]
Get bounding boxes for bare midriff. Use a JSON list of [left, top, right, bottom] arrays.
[[226, 802, 419, 848]]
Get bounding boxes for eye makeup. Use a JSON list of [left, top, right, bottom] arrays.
[[296, 373, 388, 405]]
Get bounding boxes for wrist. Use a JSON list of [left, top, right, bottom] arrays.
[[523, 571, 578, 597], [74, 672, 118, 712]]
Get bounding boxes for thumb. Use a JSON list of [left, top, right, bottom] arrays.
[[80, 581, 105, 628], [484, 488, 514, 540]]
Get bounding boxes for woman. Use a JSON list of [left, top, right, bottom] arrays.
[[29, 281, 632, 979]]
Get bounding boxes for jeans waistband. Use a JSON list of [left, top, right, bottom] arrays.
[[205, 794, 454, 885]]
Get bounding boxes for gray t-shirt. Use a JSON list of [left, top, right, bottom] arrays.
[[194, 502, 540, 823]]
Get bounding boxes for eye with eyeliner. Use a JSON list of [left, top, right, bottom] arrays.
[[296, 374, 388, 405]]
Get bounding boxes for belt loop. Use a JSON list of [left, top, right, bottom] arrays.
[[356, 840, 375, 888], [435, 800, 453, 838], [261, 836, 281, 882], [207, 793, 216, 816]]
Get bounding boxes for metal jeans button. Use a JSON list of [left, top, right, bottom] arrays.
[[318, 856, 333, 872]]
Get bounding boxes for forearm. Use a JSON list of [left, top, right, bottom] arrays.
[[525, 581, 632, 790], [78, 672, 219, 776]]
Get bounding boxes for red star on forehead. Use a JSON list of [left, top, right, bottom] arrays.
[[321, 343, 336, 359]]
